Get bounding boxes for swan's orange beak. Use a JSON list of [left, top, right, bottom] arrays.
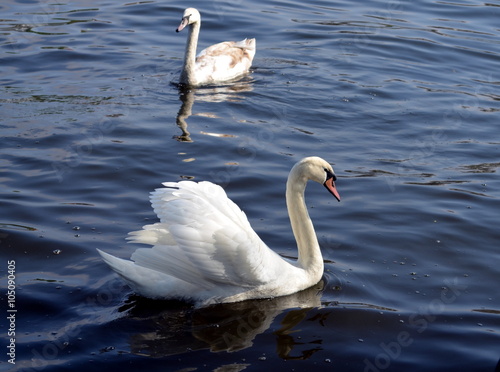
[[324, 177, 341, 202]]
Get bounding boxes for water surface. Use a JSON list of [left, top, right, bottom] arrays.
[[1, 0, 499, 371]]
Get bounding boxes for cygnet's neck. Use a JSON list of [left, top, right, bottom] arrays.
[[180, 21, 200, 85]]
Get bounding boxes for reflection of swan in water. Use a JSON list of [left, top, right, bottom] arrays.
[[123, 281, 324, 357], [174, 80, 254, 142], [110, 276, 399, 359]]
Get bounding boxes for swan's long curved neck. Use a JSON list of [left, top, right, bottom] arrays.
[[286, 170, 323, 275], [181, 21, 200, 85]]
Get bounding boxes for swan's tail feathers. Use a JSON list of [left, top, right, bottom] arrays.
[[237, 38, 256, 51], [238, 38, 256, 62], [130, 245, 215, 290], [126, 223, 175, 246], [97, 248, 136, 279], [96, 248, 191, 299]]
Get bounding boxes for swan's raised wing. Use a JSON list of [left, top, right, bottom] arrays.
[[128, 181, 286, 290]]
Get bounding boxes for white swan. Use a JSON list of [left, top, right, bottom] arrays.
[[97, 157, 340, 306], [175, 7, 256, 86]]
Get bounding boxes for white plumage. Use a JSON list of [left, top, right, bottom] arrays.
[[175, 8, 256, 86], [97, 157, 341, 306]]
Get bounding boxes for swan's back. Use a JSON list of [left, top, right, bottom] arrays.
[[195, 38, 256, 83]]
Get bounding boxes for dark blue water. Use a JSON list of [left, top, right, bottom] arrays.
[[1, 0, 499, 371]]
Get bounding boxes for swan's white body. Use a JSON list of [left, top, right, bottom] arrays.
[[175, 8, 256, 86], [97, 157, 340, 306]]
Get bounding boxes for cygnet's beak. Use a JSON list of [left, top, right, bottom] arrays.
[[176, 17, 189, 32]]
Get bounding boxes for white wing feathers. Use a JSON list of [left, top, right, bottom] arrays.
[[127, 181, 285, 289], [126, 223, 174, 246]]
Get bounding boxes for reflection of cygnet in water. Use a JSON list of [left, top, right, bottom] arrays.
[[174, 88, 194, 142], [174, 81, 254, 142], [126, 281, 324, 357]]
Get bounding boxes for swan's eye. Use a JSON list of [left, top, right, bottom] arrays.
[[325, 168, 336, 181]]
